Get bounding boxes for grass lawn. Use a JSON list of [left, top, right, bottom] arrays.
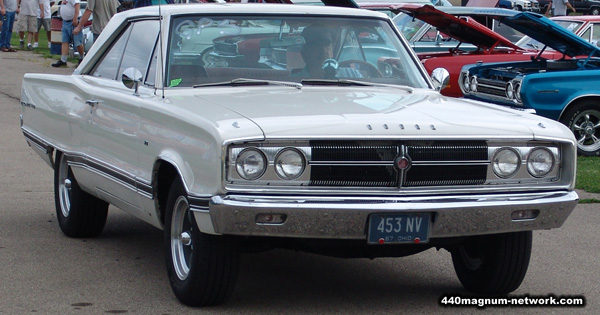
[[9, 27, 78, 62], [576, 156, 600, 193]]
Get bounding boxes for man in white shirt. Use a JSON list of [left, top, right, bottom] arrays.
[[16, 0, 43, 50], [545, 0, 576, 16], [51, 0, 83, 67]]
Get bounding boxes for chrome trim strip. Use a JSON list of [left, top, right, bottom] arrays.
[[22, 129, 52, 154]]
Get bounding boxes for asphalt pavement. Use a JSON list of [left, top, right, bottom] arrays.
[[0, 50, 598, 314]]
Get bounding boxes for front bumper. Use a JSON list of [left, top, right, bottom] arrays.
[[203, 191, 578, 239]]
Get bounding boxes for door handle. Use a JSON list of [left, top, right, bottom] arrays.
[[86, 99, 103, 107]]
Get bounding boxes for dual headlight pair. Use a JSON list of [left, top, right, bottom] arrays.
[[493, 147, 554, 179], [461, 74, 522, 104], [235, 148, 305, 181]]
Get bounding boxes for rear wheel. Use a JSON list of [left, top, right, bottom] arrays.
[[591, 7, 600, 15], [450, 231, 532, 295], [54, 152, 109, 238], [164, 178, 240, 306], [560, 101, 600, 156]]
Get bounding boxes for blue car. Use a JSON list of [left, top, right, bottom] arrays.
[[460, 11, 600, 156]]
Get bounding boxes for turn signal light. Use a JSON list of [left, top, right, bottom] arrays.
[[511, 210, 539, 221], [256, 213, 287, 225]]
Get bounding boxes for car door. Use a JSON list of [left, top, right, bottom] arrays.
[[76, 19, 160, 216]]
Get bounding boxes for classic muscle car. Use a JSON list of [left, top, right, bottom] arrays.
[[460, 11, 600, 156], [21, 4, 579, 306], [393, 4, 565, 97]]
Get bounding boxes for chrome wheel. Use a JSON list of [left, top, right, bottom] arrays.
[[570, 109, 600, 155], [170, 195, 194, 281], [53, 152, 108, 238], [58, 156, 72, 218]]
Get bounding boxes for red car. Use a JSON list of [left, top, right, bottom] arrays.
[[396, 4, 565, 97]]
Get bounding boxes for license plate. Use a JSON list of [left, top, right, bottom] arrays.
[[368, 213, 430, 244]]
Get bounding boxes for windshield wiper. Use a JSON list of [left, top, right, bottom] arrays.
[[301, 79, 414, 93], [194, 78, 302, 89], [301, 79, 376, 87]]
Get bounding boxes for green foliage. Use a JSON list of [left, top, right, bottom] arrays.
[[576, 156, 600, 194]]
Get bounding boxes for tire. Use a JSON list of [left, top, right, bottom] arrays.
[[560, 101, 600, 156], [450, 231, 532, 295], [164, 178, 240, 306], [54, 152, 109, 238]]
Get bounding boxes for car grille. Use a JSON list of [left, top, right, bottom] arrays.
[[309, 140, 488, 187], [475, 78, 507, 98]]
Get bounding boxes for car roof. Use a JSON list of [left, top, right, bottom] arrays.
[[115, 2, 388, 17]]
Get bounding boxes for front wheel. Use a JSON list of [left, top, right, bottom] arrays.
[[450, 231, 532, 295], [591, 7, 600, 15], [164, 178, 240, 306], [560, 101, 600, 156], [54, 152, 109, 238]]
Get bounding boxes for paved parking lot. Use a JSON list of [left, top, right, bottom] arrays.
[[0, 51, 597, 314]]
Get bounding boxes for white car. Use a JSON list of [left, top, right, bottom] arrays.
[[21, 3, 579, 306]]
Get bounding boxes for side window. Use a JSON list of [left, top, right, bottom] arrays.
[[91, 20, 160, 82], [92, 27, 131, 79], [581, 28, 591, 43], [119, 20, 160, 81], [592, 23, 600, 46]]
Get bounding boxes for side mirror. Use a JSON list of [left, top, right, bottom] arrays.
[[122, 68, 143, 95], [431, 67, 450, 91]]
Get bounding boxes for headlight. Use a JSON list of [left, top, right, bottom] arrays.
[[469, 76, 478, 92], [236, 148, 267, 180], [462, 74, 470, 93], [506, 81, 514, 100], [514, 81, 522, 103], [493, 148, 521, 178], [274, 148, 306, 180], [527, 148, 554, 177]]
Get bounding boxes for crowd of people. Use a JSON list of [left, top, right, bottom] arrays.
[[0, 0, 172, 63]]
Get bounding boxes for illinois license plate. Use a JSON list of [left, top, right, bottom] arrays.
[[368, 213, 430, 244]]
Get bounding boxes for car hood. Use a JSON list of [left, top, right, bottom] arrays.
[[394, 4, 521, 50], [172, 86, 568, 140], [500, 12, 600, 57]]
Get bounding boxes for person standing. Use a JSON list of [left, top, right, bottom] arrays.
[[0, 0, 19, 52], [33, 0, 50, 48], [16, 0, 42, 50], [51, 0, 83, 67], [73, 0, 120, 43], [545, 0, 576, 16], [133, 0, 173, 8]]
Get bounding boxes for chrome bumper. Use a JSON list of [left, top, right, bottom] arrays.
[[206, 191, 579, 239]]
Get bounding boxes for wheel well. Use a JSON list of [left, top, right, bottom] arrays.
[[153, 160, 179, 226], [560, 96, 600, 123]]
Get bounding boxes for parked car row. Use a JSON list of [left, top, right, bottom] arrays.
[[21, 2, 580, 307], [389, 3, 600, 156]]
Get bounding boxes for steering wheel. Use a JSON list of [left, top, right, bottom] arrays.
[[339, 60, 382, 78]]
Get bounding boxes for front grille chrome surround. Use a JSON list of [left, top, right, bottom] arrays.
[[226, 140, 563, 192]]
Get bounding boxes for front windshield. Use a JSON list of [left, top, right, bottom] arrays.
[[167, 15, 429, 88], [516, 20, 583, 50]]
